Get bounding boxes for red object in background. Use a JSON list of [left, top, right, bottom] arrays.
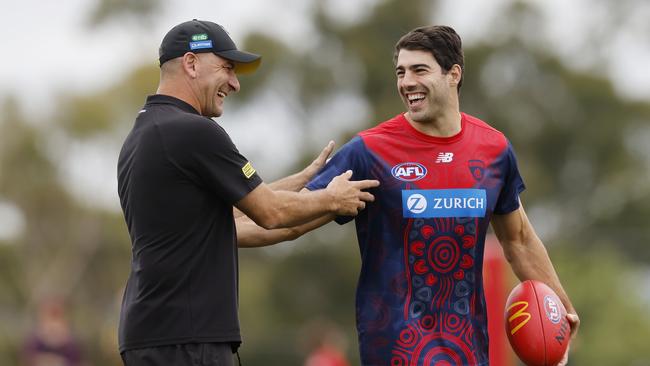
[[304, 344, 350, 366], [505, 280, 570, 366], [483, 235, 514, 366]]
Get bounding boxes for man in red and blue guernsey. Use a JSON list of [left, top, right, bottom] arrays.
[[235, 26, 580, 365]]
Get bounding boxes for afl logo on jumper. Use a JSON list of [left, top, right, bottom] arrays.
[[391, 162, 427, 182]]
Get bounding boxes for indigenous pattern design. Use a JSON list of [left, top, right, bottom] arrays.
[[307, 113, 525, 365]]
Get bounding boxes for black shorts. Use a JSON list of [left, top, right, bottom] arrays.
[[121, 343, 235, 366]]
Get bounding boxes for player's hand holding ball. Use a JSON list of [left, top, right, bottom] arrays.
[[505, 280, 578, 366]]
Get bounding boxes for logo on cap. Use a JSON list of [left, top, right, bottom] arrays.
[[190, 40, 213, 50], [191, 33, 209, 41]]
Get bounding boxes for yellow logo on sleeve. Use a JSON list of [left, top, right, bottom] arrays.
[[241, 162, 256, 179]]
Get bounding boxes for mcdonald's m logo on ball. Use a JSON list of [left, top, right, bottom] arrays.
[[507, 301, 531, 335]]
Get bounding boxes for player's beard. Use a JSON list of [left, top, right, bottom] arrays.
[[407, 93, 447, 124], [402, 79, 451, 124]]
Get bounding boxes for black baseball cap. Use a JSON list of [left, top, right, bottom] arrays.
[[158, 19, 261, 74]]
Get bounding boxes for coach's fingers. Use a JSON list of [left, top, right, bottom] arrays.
[[359, 192, 375, 202], [316, 140, 335, 165], [339, 170, 353, 180], [305, 141, 335, 174], [352, 179, 380, 190]]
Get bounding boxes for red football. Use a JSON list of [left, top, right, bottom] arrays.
[[505, 280, 570, 366]]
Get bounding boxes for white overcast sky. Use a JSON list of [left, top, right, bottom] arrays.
[[1, 0, 649, 218], [2, 0, 649, 107], [2, 0, 649, 110]]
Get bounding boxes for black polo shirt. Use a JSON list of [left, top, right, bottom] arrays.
[[117, 94, 262, 352]]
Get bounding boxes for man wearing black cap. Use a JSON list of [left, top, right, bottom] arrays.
[[116, 20, 379, 366]]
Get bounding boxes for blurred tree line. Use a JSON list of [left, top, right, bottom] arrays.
[[1, 0, 649, 365]]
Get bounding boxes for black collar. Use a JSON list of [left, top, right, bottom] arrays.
[[145, 94, 200, 115]]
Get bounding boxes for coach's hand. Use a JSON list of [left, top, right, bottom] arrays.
[[299, 140, 335, 184], [327, 170, 379, 216]]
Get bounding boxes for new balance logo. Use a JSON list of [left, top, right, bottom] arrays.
[[435, 152, 454, 163]]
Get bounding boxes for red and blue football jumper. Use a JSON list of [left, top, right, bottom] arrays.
[[307, 113, 525, 366]]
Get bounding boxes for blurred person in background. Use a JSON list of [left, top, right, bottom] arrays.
[[22, 296, 84, 366], [116, 19, 378, 366], [302, 319, 351, 366], [236, 25, 580, 365]]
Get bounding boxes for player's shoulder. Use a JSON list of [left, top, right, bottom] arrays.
[[462, 112, 510, 146], [358, 114, 405, 139], [463, 112, 503, 135]]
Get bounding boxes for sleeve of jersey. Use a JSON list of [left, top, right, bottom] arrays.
[[494, 141, 526, 215], [164, 119, 263, 205], [304, 136, 369, 225]]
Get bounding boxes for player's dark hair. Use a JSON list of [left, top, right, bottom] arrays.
[[394, 25, 464, 93]]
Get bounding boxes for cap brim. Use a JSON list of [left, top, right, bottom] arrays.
[[215, 50, 261, 74]]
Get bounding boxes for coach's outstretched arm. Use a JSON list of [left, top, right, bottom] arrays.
[[237, 213, 335, 248], [235, 141, 340, 247], [491, 202, 580, 366], [235, 171, 378, 230], [233, 141, 335, 221]]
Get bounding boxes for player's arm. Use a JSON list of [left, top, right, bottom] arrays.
[[491, 203, 580, 338], [235, 171, 377, 230]]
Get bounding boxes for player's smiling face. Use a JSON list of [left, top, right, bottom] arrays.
[[395, 49, 456, 123]]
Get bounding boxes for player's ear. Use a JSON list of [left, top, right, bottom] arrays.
[[449, 64, 462, 88], [181, 52, 199, 79]]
